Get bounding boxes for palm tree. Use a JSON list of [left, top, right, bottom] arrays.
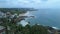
[[30, 24, 49, 34], [0, 18, 10, 34], [22, 24, 31, 34], [0, 13, 25, 34]]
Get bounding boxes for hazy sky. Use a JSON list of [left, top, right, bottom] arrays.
[[0, 0, 60, 8]]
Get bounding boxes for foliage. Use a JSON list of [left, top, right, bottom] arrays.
[[0, 8, 49, 34], [0, 8, 27, 15], [0, 17, 49, 34]]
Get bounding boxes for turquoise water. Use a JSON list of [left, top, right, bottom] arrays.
[[26, 9, 60, 29]]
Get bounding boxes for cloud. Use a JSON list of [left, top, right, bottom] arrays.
[[41, 0, 48, 1], [0, 0, 60, 8]]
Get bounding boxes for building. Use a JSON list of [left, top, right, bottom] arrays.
[[0, 11, 6, 18], [0, 26, 6, 34]]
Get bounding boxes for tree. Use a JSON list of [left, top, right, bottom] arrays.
[[0, 8, 50, 34], [31, 24, 49, 34], [22, 24, 31, 34], [0, 18, 10, 34], [0, 11, 26, 34]]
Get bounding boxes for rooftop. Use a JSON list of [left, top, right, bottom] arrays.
[[0, 26, 5, 30]]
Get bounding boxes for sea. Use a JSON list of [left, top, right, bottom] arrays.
[[25, 9, 60, 29]]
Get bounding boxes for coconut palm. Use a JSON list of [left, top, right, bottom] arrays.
[[0, 18, 10, 34], [0, 13, 25, 34]]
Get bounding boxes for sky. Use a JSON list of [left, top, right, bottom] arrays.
[[0, 0, 60, 8]]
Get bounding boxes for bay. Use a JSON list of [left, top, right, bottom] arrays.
[[26, 9, 60, 29]]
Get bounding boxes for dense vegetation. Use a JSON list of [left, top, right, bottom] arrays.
[[0, 17, 49, 34], [0, 8, 49, 34], [0, 8, 28, 14], [0, 8, 36, 14]]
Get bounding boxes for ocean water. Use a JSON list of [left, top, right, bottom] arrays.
[[26, 9, 60, 29]]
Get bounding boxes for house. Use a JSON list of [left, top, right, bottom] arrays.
[[0, 26, 6, 34], [0, 11, 6, 18]]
